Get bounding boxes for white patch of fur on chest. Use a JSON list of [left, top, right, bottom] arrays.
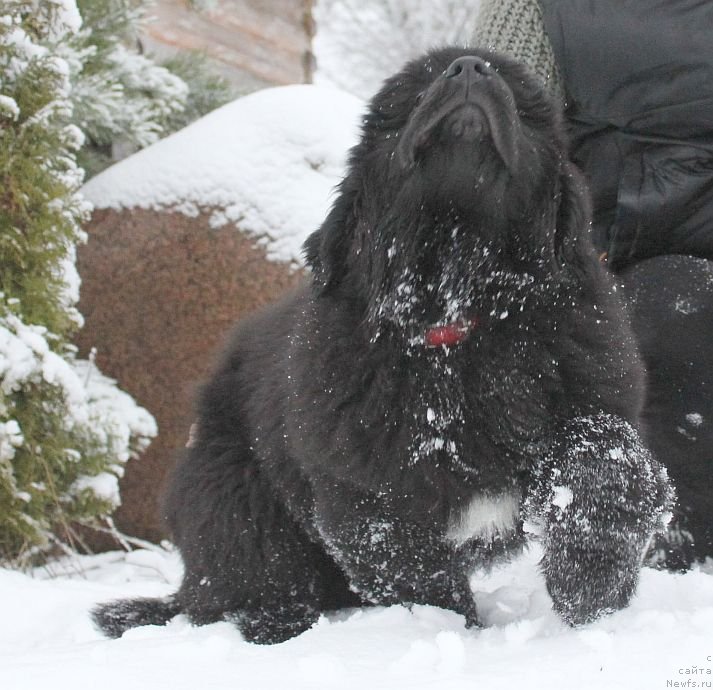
[[446, 492, 520, 546]]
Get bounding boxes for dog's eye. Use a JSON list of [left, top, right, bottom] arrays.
[[415, 91, 425, 105]]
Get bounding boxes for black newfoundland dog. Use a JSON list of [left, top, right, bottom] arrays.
[[93, 48, 673, 644]]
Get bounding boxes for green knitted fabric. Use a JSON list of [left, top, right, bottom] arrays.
[[473, 0, 564, 103]]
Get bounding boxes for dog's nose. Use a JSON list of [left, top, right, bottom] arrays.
[[444, 55, 492, 80]]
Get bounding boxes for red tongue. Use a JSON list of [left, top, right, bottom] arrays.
[[424, 318, 478, 348]]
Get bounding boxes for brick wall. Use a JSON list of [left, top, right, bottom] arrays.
[[141, 0, 315, 91]]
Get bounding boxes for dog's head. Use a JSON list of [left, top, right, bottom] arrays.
[[305, 47, 592, 334]]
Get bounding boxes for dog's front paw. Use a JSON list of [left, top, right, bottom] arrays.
[[529, 414, 675, 624], [542, 524, 643, 625]]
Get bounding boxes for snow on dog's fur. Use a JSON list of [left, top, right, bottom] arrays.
[[93, 48, 673, 644]]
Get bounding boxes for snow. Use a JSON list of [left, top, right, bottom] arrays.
[[82, 85, 364, 266], [551, 485, 574, 511], [0, 546, 711, 689], [73, 357, 158, 464], [0, 314, 86, 417], [71, 472, 122, 503], [686, 413, 704, 428], [47, 0, 83, 40], [0, 310, 156, 509], [0, 94, 19, 120], [97, 44, 189, 149], [0, 419, 22, 462], [313, 0, 483, 99]]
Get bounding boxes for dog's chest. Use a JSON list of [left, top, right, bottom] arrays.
[[287, 318, 558, 500], [403, 339, 555, 480]]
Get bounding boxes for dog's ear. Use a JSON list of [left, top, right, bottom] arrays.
[[554, 161, 593, 268], [303, 180, 359, 293]]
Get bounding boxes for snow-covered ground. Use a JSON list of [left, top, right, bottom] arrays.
[[1, 546, 712, 690]]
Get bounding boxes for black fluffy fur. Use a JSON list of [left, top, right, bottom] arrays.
[[621, 255, 713, 569], [92, 48, 673, 644]]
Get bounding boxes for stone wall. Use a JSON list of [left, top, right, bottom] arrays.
[[75, 208, 304, 543]]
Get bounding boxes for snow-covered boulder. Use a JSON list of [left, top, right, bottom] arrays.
[[77, 84, 363, 542]]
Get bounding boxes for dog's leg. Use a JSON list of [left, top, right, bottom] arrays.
[[527, 414, 673, 625], [312, 482, 479, 627], [166, 441, 360, 643], [94, 459, 343, 646]]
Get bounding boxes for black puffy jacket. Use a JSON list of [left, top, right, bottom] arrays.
[[538, 0, 713, 269]]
